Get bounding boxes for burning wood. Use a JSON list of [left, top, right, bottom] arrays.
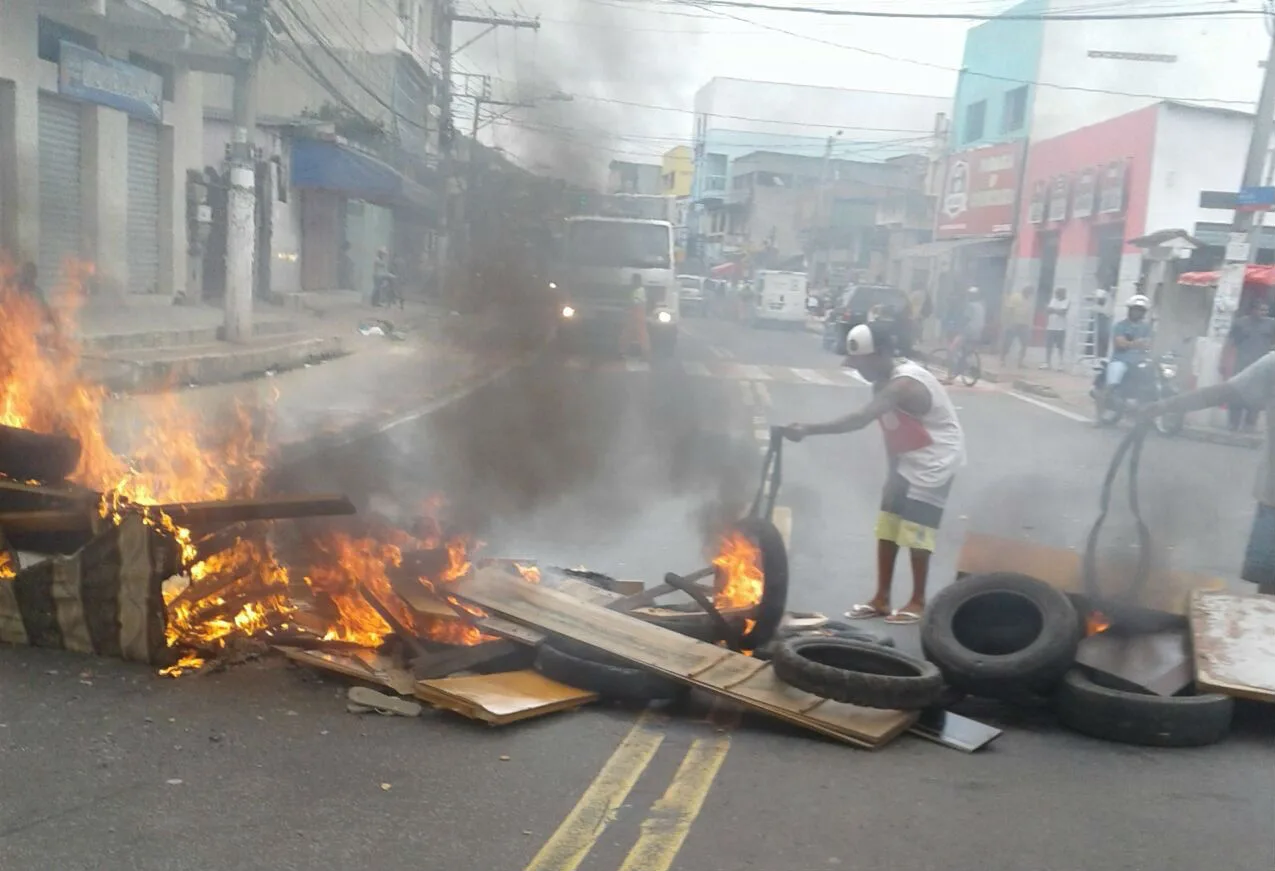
[[712, 529, 764, 610]]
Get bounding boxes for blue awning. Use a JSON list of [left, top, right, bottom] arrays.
[[290, 137, 438, 222]]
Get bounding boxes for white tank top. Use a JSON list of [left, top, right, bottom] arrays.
[[875, 359, 966, 488]]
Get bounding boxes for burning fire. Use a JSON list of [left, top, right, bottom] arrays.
[[0, 260, 494, 670], [712, 530, 764, 610], [1086, 611, 1112, 636]]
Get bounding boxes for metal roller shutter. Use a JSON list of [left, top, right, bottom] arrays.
[[37, 95, 83, 289], [127, 119, 162, 294]]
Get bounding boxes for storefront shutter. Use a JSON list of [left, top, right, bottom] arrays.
[[37, 95, 83, 290], [126, 118, 162, 294]]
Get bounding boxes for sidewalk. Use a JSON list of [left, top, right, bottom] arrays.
[[968, 344, 1261, 449]]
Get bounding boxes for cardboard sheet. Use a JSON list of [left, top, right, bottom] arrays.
[[414, 669, 598, 725], [1190, 590, 1275, 703]]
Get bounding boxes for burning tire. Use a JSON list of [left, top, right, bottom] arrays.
[[1054, 669, 1234, 748], [771, 636, 945, 710], [921, 572, 1081, 699], [732, 516, 789, 651], [535, 637, 682, 704]]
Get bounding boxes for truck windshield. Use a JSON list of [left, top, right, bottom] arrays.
[[566, 222, 671, 269]]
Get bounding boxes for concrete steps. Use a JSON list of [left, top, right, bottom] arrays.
[[84, 334, 347, 393], [81, 317, 299, 354]]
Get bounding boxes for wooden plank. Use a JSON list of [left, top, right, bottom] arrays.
[[414, 670, 598, 725], [957, 532, 1226, 617], [279, 647, 416, 695], [456, 567, 727, 677], [454, 567, 915, 748], [157, 493, 357, 528], [1190, 590, 1275, 703], [0, 423, 80, 483]]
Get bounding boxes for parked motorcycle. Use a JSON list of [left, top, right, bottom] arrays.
[[1092, 352, 1185, 436]]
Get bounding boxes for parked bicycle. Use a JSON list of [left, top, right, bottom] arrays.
[[925, 337, 981, 387]]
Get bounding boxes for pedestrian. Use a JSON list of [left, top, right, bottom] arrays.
[[1001, 286, 1033, 368], [1225, 299, 1275, 431], [1093, 287, 1113, 359], [1143, 350, 1275, 595], [1043, 287, 1069, 370], [619, 273, 650, 359], [781, 321, 965, 624], [372, 248, 393, 307], [945, 286, 984, 384]]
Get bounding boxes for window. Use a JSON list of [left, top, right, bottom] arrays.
[[963, 100, 986, 144], [566, 221, 671, 269], [1002, 86, 1028, 133]]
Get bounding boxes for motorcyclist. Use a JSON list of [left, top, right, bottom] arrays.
[[1098, 294, 1153, 402]]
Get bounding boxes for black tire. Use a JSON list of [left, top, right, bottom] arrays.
[[755, 624, 895, 661], [921, 572, 1081, 698], [1054, 669, 1234, 748], [733, 516, 789, 650], [535, 639, 681, 704], [772, 636, 946, 710]]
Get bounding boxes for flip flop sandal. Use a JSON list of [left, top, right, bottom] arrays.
[[844, 604, 888, 620], [884, 609, 922, 625]]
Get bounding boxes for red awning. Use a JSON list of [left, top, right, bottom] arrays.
[[711, 261, 741, 279], [1179, 264, 1275, 287]]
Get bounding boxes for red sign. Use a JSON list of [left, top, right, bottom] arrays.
[[937, 140, 1024, 239]]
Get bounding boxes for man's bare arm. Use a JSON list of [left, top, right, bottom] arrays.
[[789, 378, 927, 439]]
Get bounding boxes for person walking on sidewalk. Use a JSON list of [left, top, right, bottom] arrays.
[[1143, 350, 1275, 595], [1001, 286, 1033, 369], [1043, 287, 1070, 371], [781, 321, 965, 624], [1225, 299, 1275, 432]]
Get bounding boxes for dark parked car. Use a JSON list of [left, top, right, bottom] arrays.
[[821, 284, 914, 355]]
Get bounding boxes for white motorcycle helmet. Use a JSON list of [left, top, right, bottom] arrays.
[[1127, 294, 1150, 311]]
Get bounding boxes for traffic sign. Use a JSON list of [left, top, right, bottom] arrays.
[[1236, 186, 1275, 212]]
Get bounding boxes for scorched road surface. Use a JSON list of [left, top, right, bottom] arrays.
[[1, 318, 1272, 871]]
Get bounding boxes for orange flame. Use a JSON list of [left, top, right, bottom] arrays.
[[712, 531, 764, 610], [1086, 611, 1112, 636]]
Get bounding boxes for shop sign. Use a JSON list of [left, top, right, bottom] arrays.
[[1028, 179, 1047, 224], [1098, 159, 1127, 214], [58, 41, 164, 123], [1047, 174, 1070, 222], [1072, 168, 1097, 218], [936, 140, 1023, 238]]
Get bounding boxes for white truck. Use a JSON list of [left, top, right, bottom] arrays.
[[750, 270, 809, 327], [553, 215, 679, 356]]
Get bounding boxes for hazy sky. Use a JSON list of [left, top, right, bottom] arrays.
[[451, 0, 1267, 177]]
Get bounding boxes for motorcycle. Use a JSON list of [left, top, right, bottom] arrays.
[[1092, 351, 1185, 436]]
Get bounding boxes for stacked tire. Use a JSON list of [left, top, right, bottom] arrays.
[[919, 572, 1234, 747]]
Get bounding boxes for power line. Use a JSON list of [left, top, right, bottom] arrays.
[[663, 0, 1265, 21], [671, 0, 1261, 107]]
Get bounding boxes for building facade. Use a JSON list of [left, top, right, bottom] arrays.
[[689, 78, 947, 265], [0, 0, 216, 298], [607, 160, 663, 195]]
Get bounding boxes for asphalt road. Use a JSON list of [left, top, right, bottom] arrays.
[[2, 314, 1272, 871]]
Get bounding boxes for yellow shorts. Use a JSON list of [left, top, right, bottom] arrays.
[[875, 469, 953, 552]]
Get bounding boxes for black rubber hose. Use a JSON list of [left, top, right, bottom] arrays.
[[1082, 421, 1153, 621]]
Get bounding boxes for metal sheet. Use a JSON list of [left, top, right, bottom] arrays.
[[126, 118, 161, 293], [37, 95, 83, 288], [1075, 629, 1192, 697], [1190, 591, 1275, 703]]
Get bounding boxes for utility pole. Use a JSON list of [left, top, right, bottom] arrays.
[[437, 7, 539, 290], [1200, 25, 1275, 392], [220, 0, 267, 343], [814, 131, 842, 289]]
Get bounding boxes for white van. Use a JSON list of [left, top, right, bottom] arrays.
[[751, 270, 809, 327]]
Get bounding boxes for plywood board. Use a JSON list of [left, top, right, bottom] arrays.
[[414, 670, 597, 725], [1190, 590, 1275, 703], [957, 533, 1226, 617], [279, 647, 416, 695], [454, 567, 916, 748]]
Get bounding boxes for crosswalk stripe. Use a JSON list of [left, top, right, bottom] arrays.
[[793, 368, 834, 386], [735, 364, 771, 381]]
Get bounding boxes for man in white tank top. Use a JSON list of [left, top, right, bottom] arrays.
[[783, 322, 965, 624]]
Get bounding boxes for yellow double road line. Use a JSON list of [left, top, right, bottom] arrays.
[[524, 711, 732, 871]]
